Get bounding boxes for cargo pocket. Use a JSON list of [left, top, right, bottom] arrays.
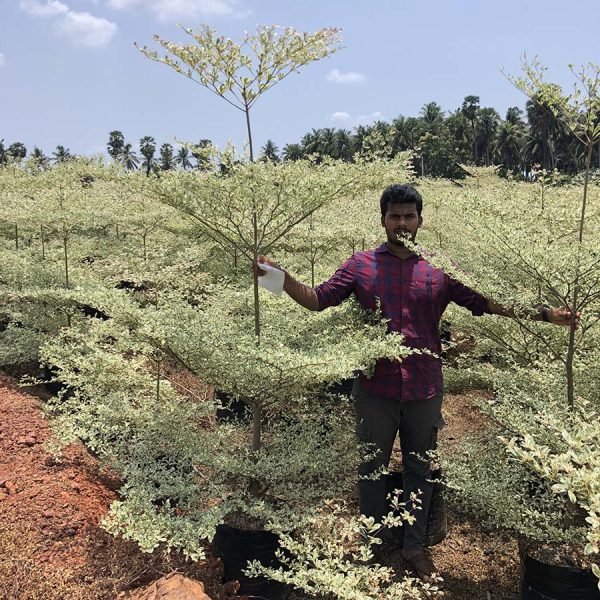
[[430, 414, 446, 451]]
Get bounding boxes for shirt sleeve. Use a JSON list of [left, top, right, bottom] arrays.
[[447, 275, 490, 316], [314, 256, 356, 310]]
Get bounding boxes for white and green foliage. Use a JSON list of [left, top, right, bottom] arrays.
[[41, 301, 217, 559], [247, 504, 444, 600], [155, 154, 410, 255], [0, 160, 222, 364], [413, 173, 600, 561], [147, 289, 412, 414], [504, 417, 600, 576], [136, 25, 342, 161], [445, 433, 586, 545], [508, 60, 600, 410], [444, 365, 591, 545], [279, 157, 413, 288], [2, 54, 599, 591], [39, 284, 412, 557], [417, 174, 600, 403], [402, 62, 600, 564], [0, 163, 109, 361]]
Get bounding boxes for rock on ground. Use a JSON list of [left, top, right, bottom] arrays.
[[122, 573, 212, 600]]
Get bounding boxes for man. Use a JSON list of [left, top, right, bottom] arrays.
[[255, 183, 575, 582]]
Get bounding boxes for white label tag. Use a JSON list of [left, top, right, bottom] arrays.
[[257, 263, 285, 296]]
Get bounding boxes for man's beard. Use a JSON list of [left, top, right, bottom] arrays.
[[388, 230, 413, 247]]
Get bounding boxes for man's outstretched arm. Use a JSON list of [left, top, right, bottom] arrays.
[[448, 277, 580, 328], [486, 300, 579, 328], [253, 255, 320, 311]]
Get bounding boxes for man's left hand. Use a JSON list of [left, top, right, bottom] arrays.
[[549, 306, 580, 329]]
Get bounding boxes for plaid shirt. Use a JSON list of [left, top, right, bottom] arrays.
[[314, 243, 489, 401]]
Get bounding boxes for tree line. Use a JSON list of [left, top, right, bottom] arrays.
[[276, 94, 600, 178], [2, 92, 599, 179]]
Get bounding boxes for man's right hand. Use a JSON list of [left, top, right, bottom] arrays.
[[252, 255, 282, 278], [251, 255, 320, 311]]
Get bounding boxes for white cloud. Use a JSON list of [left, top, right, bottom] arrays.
[[55, 10, 117, 47], [19, 0, 69, 17], [326, 68, 366, 85], [357, 111, 384, 123], [84, 144, 107, 156], [107, 0, 244, 21], [19, 1, 117, 48], [330, 111, 350, 122], [328, 111, 385, 127]]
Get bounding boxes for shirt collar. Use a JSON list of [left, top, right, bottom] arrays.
[[376, 243, 420, 260]]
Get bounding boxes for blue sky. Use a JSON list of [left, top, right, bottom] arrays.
[[1, 0, 599, 158]]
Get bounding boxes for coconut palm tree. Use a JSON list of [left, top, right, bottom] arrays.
[[352, 124, 374, 155], [160, 143, 175, 170], [31, 146, 50, 170], [420, 102, 444, 130], [526, 95, 561, 170], [392, 116, 422, 152], [52, 145, 71, 164], [333, 129, 354, 161], [505, 106, 525, 126], [260, 139, 280, 162], [191, 139, 213, 171], [282, 143, 303, 161], [391, 115, 409, 153], [7, 142, 27, 162], [0, 139, 9, 165], [320, 128, 338, 157], [461, 95, 480, 163], [445, 110, 471, 161], [139, 136, 157, 176], [476, 108, 500, 166], [301, 128, 324, 157], [120, 143, 139, 171], [107, 130, 125, 162], [494, 121, 524, 171], [176, 146, 193, 170]]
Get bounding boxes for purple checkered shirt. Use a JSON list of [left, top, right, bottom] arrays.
[[314, 243, 490, 401]]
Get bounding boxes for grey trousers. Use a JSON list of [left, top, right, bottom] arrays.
[[352, 380, 444, 550]]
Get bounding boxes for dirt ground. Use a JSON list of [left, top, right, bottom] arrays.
[[0, 373, 520, 599]]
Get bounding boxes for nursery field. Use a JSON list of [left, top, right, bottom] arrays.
[[0, 374, 520, 599], [0, 158, 599, 599]]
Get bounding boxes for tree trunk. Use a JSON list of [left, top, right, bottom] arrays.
[[310, 239, 315, 288], [564, 140, 593, 408], [63, 233, 69, 289], [249, 401, 263, 496], [14, 224, 18, 250], [252, 403, 262, 453], [156, 357, 161, 402], [252, 214, 261, 342], [243, 97, 263, 460], [245, 103, 254, 162]]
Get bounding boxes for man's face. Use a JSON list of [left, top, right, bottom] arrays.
[[381, 202, 422, 247]]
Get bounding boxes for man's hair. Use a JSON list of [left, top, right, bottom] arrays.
[[380, 184, 423, 217]]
